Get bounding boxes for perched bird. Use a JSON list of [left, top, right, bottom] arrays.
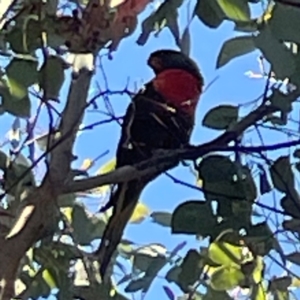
[[96, 49, 204, 277]]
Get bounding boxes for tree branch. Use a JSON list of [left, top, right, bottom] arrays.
[[0, 67, 94, 299], [63, 103, 279, 194], [48, 69, 93, 187]]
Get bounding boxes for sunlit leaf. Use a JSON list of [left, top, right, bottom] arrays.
[[217, 0, 250, 21], [42, 269, 56, 289], [129, 202, 150, 224], [81, 158, 94, 171], [210, 265, 244, 291], [92, 158, 116, 195], [208, 242, 243, 266], [6, 57, 38, 88]]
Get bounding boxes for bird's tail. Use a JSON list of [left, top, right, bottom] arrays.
[[96, 180, 145, 278]]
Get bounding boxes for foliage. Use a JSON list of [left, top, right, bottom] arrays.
[[0, 0, 300, 300]]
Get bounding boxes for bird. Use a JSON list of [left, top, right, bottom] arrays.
[[96, 49, 204, 278]]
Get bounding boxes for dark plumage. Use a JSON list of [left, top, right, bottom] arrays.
[[96, 49, 204, 278]]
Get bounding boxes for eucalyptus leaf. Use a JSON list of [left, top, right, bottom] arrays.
[[6, 58, 38, 88], [151, 211, 172, 227], [38, 55, 66, 100], [194, 0, 226, 28], [217, 0, 250, 21], [216, 36, 256, 68], [254, 27, 296, 79], [270, 156, 294, 193], [137, 0, 183, 45], [202, 105, 239, 129], [172, 200, 216, 237], [268, 2, 300, 45]]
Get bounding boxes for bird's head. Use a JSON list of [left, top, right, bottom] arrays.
[[147, 49, 204, 87], [147, 49, 204, 116]]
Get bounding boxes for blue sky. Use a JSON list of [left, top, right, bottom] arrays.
[[1, 0, 300, 299], [74, 1, 293, 298]]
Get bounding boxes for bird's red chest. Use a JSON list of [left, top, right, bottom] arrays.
[[152, 69, 202, 115]]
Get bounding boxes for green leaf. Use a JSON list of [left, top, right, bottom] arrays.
[[133, 244, 167, 272], [0, 78, 31, 118], [269, 89, 296, 113], [203, 287, 233, 300], [270, 156, 294, 193], [259, 169, 272, 195], [33, 131, 61, 152], [142, 256, 166, 292], [38, 55, 66, 100], [210, 265, 244, 291], [269, 276, 292, 292], [42, 269, 57, 289], [202, 105, 239, 130], [165, 266, 181, 283], [117, 240, 135, 259], [282, 219, 300, 235], [93, 158, 116, 195], [45, 0, 58, 15], [217, 0, 250, 21], [178, 250, 203, 292], [252, 284, 267, 300], [208, 242, 243, 266], [268, 3, 300, 45], [194, 0, 226, 29], [6, 58, 38, 88], [254, 27, 296, 79], [178, 26, 191, 56], [6, 77, 27, 100], [266, 114, 287, 126], [124, 278, 148, 293], [234, 19, 258, 33], [244, 222, 282, 258], [6, 19, 41, 54], [137, 0, 183, 45], [252, 256, 264, 284], [21, 270, 52, 299], [216, 36, 256, 68], [280, 194, 300, 219], [285, 252, 300, 266], [0, 151, 8, 171], [150, 211, 172, 227], [71, 204, 106, 245], [198, 155, 257, 203], [171, 200, 216, 237], [2, 153, 35, 195]]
